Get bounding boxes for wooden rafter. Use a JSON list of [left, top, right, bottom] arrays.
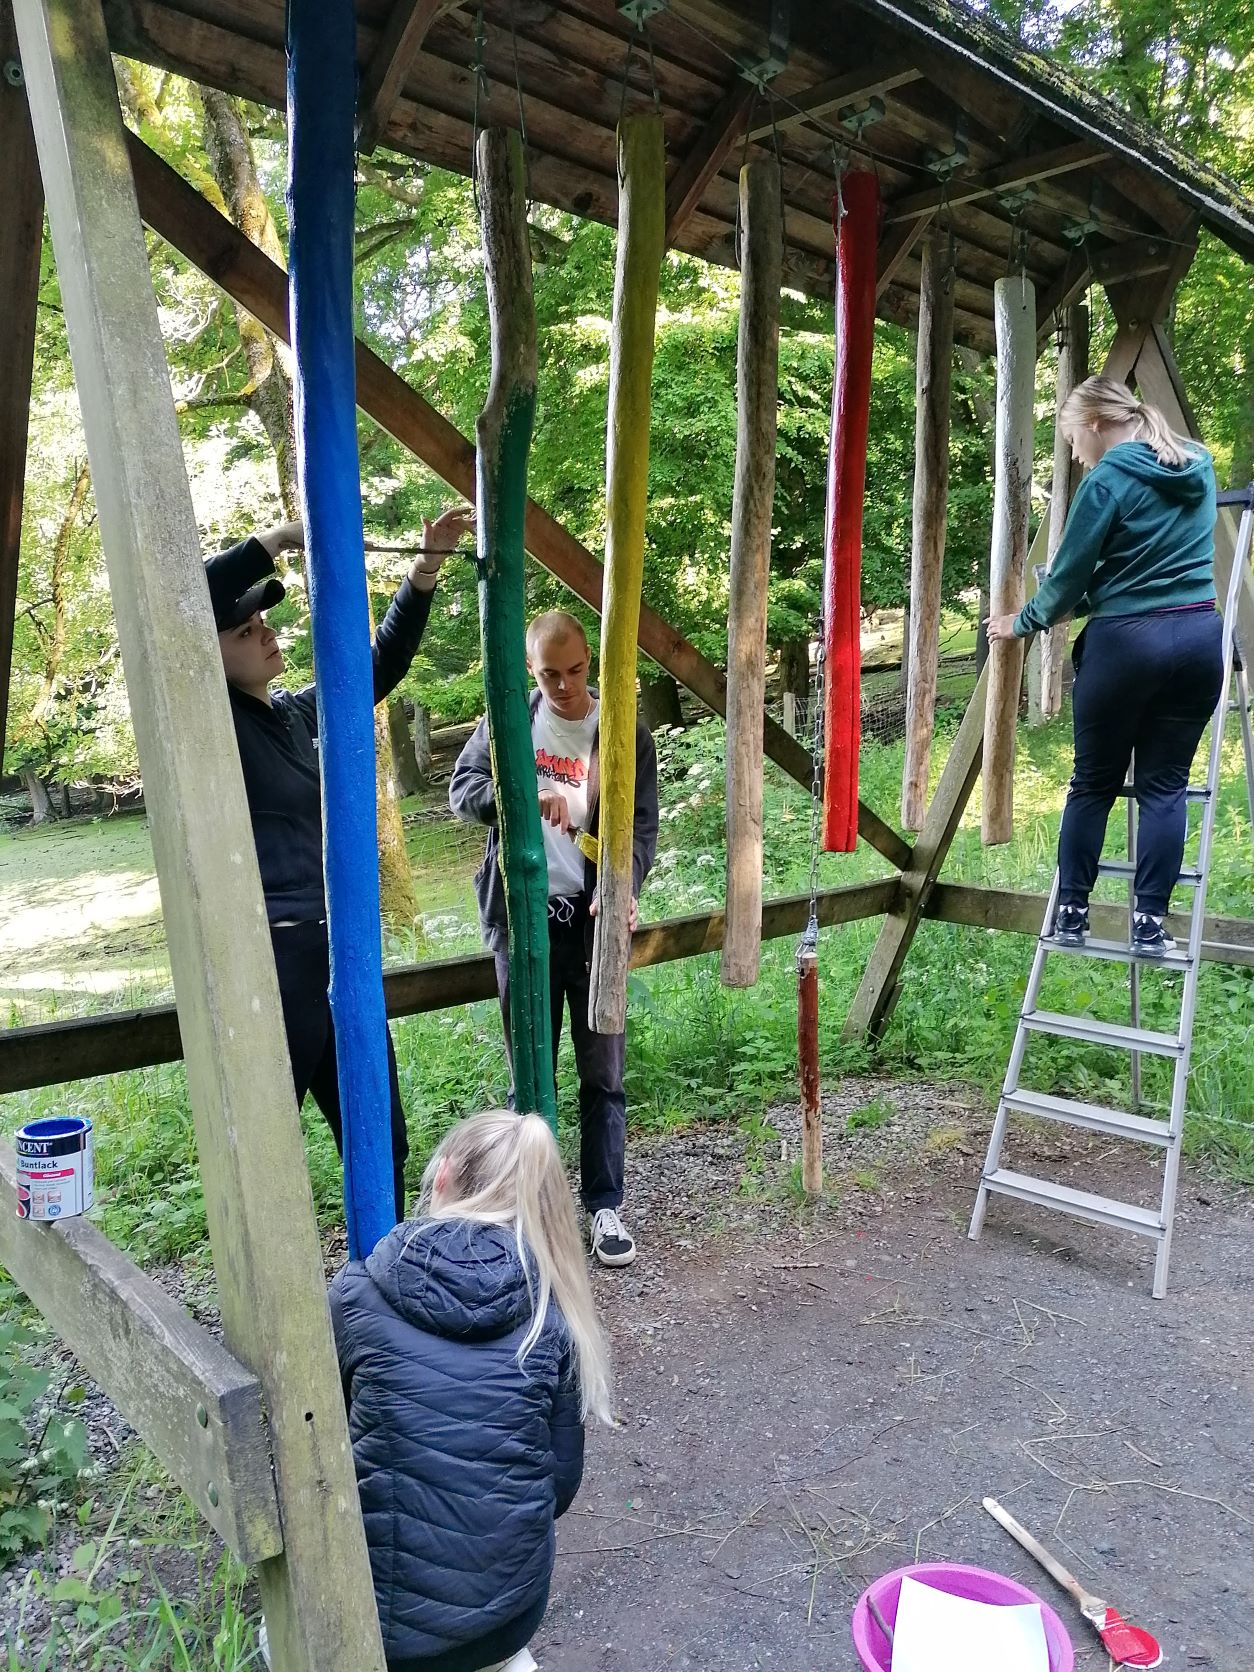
[[664, 79, 757, 244], [885, 140, 1108, 224], [0, 4, 42, 761], [876, 210, 933, 295], [356, 0, 451, 154], [746, 53, 922, 141], [1033, 236, 1175, 345]]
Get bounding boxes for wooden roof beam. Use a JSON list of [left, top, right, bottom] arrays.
[[1034, 235, 1176, 346], [666, 79, 758, 244], [885, 140, 1107, 224], [356, 0, 453, 154], [746, 53, 922, 142]]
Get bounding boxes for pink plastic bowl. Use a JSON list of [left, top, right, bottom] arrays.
[[851, 1562, 1075, 1672]]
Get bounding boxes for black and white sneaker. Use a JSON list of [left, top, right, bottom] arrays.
[[590, 1208, 636, 1268], [1051, 904, 1089, 947], [1132, 913, 1176, 957]]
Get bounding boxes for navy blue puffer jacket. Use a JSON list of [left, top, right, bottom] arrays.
[[329, 1219, 584, 1667]]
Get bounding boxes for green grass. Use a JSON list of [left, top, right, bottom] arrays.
[[2, 700, 1253, 1277]]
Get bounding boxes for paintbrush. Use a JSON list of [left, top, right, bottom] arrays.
[[983, 1497, 1162, 1668]]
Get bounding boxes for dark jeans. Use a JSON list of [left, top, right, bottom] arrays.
[[493, 908, 626, 1213], [270, 919, 409, 1221], [388, 1592, 547, 1672], [1059, 607, 1223, 916]]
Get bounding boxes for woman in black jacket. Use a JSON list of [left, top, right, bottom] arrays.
[[205, 507, 471, 1217], [328, 1110, 612, 1672]]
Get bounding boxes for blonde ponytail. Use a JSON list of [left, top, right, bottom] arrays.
[[414, 1111, 613, 1423], [1061, 374, 1198, 468]]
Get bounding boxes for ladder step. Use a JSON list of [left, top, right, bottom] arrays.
[[1095, 859, 1202, 886], [1001, 1088, 1175, 1147], [1041, 935, 1192, 971], [1022, 1010, 1184, 1056], [980, 1169, 1166, 1239]]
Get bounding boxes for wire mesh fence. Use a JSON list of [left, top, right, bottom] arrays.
[[768, 651, 982, 748]]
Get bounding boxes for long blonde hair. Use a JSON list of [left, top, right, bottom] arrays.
[[415, 1110, 612, 1423], [1061, 374, 1199, 468]]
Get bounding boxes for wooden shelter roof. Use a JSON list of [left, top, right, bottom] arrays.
[[104, 0, 1254, 351]]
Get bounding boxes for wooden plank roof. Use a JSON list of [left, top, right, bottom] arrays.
[[100, 0, 1254, 353]]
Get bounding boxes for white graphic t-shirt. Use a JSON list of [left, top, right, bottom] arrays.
[[533, 697, 599, 900]]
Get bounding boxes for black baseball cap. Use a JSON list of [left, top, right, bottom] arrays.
[[204, 537, 287, 631]]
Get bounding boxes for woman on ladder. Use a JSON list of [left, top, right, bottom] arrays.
[[985, 375, 1222, 956]]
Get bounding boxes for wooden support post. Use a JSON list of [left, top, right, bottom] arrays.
[[982, 272, 1036, 846], [12, 5, 386, 1667], [1031, 301, 1088, 723], [590, 112, 665, 1035], [474, 127, 554, 1122], [0, 6, 42, 761], [901, 225, 954, 832], [125, 138, 914, 870], [722, 156, 781, 989], [796, 945, 822, 1193]]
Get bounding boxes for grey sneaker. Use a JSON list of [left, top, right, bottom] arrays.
[[590, 1208, 636, 1267], [1132, 913, 1176, 957], [1051, 904, 1089, 947]]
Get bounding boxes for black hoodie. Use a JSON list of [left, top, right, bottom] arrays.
[[330, 1219, 583, 1667]]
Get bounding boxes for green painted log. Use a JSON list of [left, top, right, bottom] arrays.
[[589, 112, 666, 1035], [474, 128, 555, 1124]]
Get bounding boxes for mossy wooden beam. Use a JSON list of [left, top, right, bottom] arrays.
[[982, 272, 1036, 846], [590, 112, 666, 1035], [474, 127, 555, 1124], [722, 156, 781, 988]]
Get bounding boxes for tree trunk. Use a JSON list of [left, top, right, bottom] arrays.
[[22, 769, 55, 824], [412, 700, 432, 781], [386, 696, 424, 797], [639, 670, 682, 731], [34, 459, 91, 719], [59, 781, 72, 818], [778, 637, 809, 707], [199, 89, 299, 517]]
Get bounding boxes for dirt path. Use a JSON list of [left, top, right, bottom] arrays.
[[535, 1083, 1254, 1670], [4, 1078, 1251, 1668]]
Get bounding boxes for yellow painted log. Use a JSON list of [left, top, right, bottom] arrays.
[[589, 112, 666, 1034]]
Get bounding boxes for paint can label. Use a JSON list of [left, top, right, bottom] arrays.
[[15, 1118, 94, 1221]]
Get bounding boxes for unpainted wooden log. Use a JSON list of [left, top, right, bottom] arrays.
[[1038, 301, 1089, 718], [982, 273, 1036, 846], [900, 226, 955, 832], [722, 156, 781, 988]]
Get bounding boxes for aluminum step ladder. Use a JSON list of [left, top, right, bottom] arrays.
[[970, 486, 1254, 1298]]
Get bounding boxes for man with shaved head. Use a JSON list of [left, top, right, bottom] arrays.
[[451, 609, 658, 1266]]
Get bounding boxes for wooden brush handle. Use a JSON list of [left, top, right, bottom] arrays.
[[983, 1497, 1103, 1614]]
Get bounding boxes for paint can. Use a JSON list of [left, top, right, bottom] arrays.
[[15, 1117, 94, 1221]]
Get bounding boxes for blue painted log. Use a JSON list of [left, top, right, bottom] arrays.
[[287, 0, 396, 1259]]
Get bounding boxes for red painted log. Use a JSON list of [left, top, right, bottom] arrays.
[[797, 945, 822, 1194], [822, 170, 880, 853]]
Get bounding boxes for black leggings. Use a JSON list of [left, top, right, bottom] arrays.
[[270, 919, 408, 1220], [1058, 607, 1223, 916]]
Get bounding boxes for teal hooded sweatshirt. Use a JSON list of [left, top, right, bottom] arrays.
[[1014, 440, 1216, 637]]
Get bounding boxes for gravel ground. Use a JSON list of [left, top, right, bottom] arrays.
[[3, 1076, 1251, 1670]]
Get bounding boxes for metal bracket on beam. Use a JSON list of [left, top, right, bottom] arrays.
[[738, 0, 788, 89], [1062, 181, 1107, 245], [924, 116, 969, 181], [839, 95, 886, 137], [996, 184, 1038, 217], [617, 0, 666, 24]]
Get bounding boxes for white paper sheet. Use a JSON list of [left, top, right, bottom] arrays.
[[890, 1574, 1051, 1672]]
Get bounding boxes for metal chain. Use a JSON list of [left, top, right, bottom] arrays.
[[509, 3, 534, 211], [470, 3, 488, 217]]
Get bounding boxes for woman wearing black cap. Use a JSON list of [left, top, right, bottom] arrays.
[[205, 507, 472, 1219]]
